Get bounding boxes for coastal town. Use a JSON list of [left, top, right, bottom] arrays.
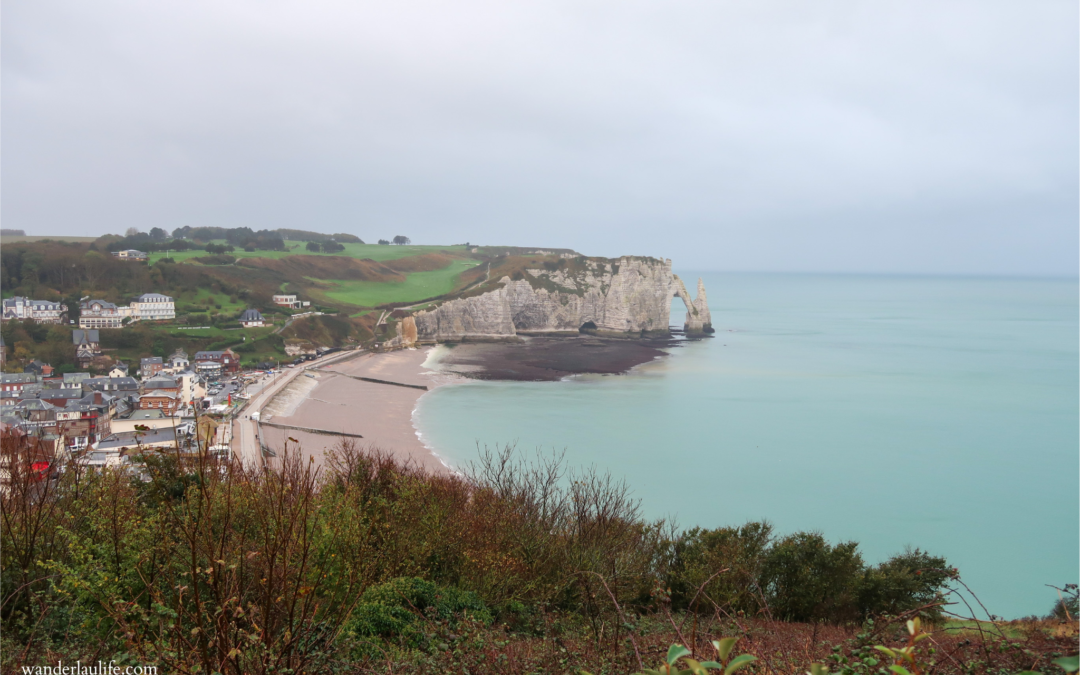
[[0, 264, 343, 480]]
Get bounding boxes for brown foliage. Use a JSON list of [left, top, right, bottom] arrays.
[[381, 253, 456, 274], [238, 255, 404, 283]]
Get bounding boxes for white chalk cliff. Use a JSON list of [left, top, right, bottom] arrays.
[[412, 256, 712, 341]]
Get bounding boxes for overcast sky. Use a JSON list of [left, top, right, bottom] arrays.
[[3, 1, 1077, 275]]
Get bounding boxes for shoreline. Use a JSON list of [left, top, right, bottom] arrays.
[[258, 336, 677, 472], [257, 348, 464, 474]]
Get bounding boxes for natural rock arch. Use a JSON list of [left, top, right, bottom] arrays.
[[672, 275, 713, 334]]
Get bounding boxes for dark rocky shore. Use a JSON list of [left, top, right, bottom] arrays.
[[431, 335, 682, 381]]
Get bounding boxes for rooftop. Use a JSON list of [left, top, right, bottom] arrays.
[[72, 329, 101, 344]]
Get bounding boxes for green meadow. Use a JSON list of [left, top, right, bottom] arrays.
[[315, 259, 480, 308]]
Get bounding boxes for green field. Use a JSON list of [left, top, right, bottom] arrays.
[[148, 241, 468, 265], [316, 259, 479, 308]]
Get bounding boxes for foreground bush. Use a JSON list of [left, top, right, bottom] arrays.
[[1, 432, 1059, 673]]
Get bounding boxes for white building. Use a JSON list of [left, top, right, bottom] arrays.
[[167, 348, 189, 370], [1, 297, 67, 323], [79, 299, 123, 329], [112, 249, 148, 261], [131, 293, 175, 321], [272, 294, 301, 308]]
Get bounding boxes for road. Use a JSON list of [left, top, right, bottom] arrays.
[[230, 350, 360, 469]]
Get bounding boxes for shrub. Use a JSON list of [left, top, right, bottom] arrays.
[[857, 548, 953, 621], [668, 521, 773, 614], [1047, 584, 1079, 620], [344, 577, 491, 658], [760, 532, 864, 623]]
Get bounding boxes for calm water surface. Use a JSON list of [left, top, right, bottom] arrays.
[[414, 273, 1079, 618]]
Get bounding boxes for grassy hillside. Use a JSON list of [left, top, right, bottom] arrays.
[[0, 233, 584, 357], [314, 259, 481, 308]]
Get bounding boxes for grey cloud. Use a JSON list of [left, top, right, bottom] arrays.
[[3, 0, 1076, 275]]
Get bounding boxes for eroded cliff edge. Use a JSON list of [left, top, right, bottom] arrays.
[[409, 255, 712, 342]]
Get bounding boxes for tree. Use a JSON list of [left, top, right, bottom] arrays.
[[125, 227, 141, 237], [857, 548, 953, 622], [149, 227, 168, 240], [378, 239, 390, 245], [305, 241, 322, 252], [760, 532, 864, 623], [392, 236, 411, 245], [205, 243, 234, 255], [322, 241, 345, 253]]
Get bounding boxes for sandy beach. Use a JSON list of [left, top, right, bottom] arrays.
[[254, 337, 676, 473], [258, 348, 460, 473]]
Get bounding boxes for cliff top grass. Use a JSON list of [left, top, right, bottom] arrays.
[[147, 240, 469, 265], [310, 259, 481, 309]]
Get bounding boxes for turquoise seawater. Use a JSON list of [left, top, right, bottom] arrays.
[[413, 273, 1079, 619]]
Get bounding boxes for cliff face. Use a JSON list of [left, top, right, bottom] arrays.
[[413, 256, 712, 341]]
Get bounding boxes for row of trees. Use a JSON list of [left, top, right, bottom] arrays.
[[377, 236, 411, 245], [1, 241, 159, 301], [304, 240, 345, 253], [110, 227, 286, 253], [277, 228, 362, 244], [141, 226, 364, 248]]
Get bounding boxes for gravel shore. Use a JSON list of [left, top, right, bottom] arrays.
[[259, 348, 460, 473]]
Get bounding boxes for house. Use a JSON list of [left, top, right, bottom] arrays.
[[57, 393, 113, 450], [168, 348, 189, 370], [139, 390, 180, 416], [131, 293, 175, 321], [1, 297, 67, 324], [17, 384, 44, 400], [140, 357, 164, 379], [92, 426, 199, 457], [140, 376, 180, 398], [37, 389, 85, 408], [61, 373, 91, 390], [73, 330, 101, 368], [239, 308, 265, 327], [24, 361, 53, 378], [111, 249, 148, 261], [83, 377, 140, 400], [273, 294, 301, 308], [1, 373, 38, 394], [12, 400, 59, 437], [170, 371, 199, 405], [79, 300, 123, 329], [109, 362, 129, 378], [194, 349, 239, 377]]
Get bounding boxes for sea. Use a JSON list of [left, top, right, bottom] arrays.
[[413, 272, 1079, 620]]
